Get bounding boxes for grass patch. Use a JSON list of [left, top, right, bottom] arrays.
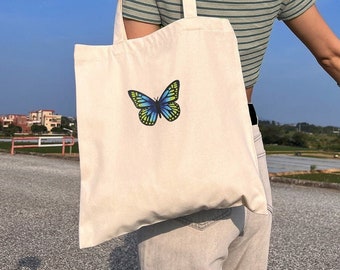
[[0, 142, 11, 151], [283, 173, 340, 184], [0, 141, 79, 154], [264, 145, 308, 152], [264, 144, 339, 159]]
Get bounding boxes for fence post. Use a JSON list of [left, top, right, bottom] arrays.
[[62, 138, 66, 156], [11, 138, 15, 155]]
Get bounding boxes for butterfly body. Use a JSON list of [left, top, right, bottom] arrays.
[[154, 99, 162, 118], [128, 80, 181, 126]]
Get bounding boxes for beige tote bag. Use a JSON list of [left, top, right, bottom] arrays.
[[75, 0, 267, 249]]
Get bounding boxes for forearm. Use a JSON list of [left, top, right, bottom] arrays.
[[285, 5, 340, 85], [310, 25, 340, 85], [317, 43, 340, 85]]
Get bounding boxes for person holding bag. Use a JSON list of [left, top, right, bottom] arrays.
[[121, 0, 340, 269]]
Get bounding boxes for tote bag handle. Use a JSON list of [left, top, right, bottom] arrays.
[[113, 0, 198, 44], [113, 0, 127, 44], [182, 0, 198, 18]]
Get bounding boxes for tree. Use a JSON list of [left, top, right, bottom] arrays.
[[260, 124, 282, 144], [51, 127, 66, 134], [61, 116, 71, 128], [3, 124, 22, 137], [60, 116, 77, 137], [291, 132, 309, 148], [31, 124, 47, 134]]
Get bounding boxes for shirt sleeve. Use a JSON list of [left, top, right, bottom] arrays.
[[278, 0, 316, 21], [122, 0, 161, 24]]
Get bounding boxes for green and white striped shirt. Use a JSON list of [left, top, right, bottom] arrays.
[[122, 0, 315, 88]]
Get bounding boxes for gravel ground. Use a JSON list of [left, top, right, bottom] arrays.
[[0, 153, 339, 270], [269, 184, 339, 270]]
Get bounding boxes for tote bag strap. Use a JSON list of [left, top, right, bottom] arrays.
[[113, 0, 127, 44], [113, 0, 198, 44], [183, 0, 198, 18]]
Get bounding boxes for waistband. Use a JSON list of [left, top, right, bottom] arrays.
[[248, 104, 258, 126]]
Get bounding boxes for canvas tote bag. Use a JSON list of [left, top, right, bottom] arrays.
[[75, 0, 267, 249]]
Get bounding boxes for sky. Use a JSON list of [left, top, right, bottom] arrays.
[[0, 0, 339, 126]]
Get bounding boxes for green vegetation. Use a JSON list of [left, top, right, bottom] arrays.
[[0, 124, 22, 137], [30, 124, 48, 134], [283, 172, 340, 184], [260, 120, 340, 152], [0, 142, 11, 151], [264, 144, 309, 152]]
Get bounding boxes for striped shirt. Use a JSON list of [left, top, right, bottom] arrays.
[[122, 0, 315, 88]]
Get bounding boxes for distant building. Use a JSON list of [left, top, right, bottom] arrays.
[[28, 109, 62, 132], [0, 114, 30, 133], [1, 109, 62, 134]]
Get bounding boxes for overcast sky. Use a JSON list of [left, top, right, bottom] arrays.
[[0, 0, 339, 126]]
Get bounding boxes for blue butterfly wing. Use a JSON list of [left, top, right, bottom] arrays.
[[128, 90, 154, 109], [159, 102, 180, 122], [138, 108, 158, 126], [128, 90, 158, 126], [159, 80, 180, 122]]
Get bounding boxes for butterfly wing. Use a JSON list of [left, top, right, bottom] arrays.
[[159, 80, 181, 122], [159, 80, 180, 103], [159, 102, 181, 122], [128, 90, 158, 126]]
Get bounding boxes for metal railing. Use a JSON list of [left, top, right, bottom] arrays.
[[11, 136, 75, 156]]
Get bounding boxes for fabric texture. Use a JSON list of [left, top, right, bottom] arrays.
[[122, 0, 316, 87], [75, 0, 267, 249], [137, 125, 272, 270]]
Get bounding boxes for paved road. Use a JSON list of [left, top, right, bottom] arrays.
[[1, 153, 339, 270], [267, 155, 340, 173]]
